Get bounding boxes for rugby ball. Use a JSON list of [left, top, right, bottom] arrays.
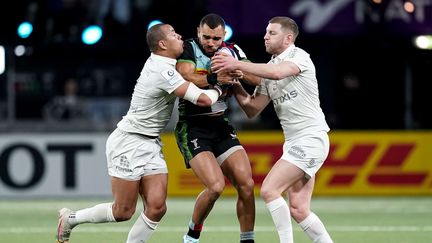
[[217, 47, 238, 59]]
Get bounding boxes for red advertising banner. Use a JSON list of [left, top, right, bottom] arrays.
[[163, 131, 432, 196]]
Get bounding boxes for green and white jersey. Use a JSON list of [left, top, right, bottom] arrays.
[[177, 38, 247, 117]]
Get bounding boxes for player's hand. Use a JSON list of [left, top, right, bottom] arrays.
[[214, 51, 229, 57], [211, 55, 237, 73], [229, 70, 244, 80], [216, 71, 237, 85]]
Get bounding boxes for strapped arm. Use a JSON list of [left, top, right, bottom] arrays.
[[183, 82, 222, 105]]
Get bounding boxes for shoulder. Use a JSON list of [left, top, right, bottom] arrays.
[[291, 47, 310, 59], [182, 39, 195, 52], [178, 39, 196, 62], [159, 67, 185, 88]]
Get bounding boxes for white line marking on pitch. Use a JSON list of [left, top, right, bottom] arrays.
[[1, 226, 432, 234]]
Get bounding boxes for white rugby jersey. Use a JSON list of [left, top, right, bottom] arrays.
[[117, 53, 185, 136], [255, 44, 330, 140]]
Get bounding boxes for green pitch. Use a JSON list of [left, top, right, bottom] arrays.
[[1, 196, 431, 243]]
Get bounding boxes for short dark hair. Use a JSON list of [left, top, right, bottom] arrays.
[[200, 13, 225, 29], [146, 23, 167, 52], [269, 16, 299, 41]]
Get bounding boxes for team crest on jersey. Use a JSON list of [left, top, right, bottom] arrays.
[[191, 138, 200, 150], [161, 69, 179, 85]]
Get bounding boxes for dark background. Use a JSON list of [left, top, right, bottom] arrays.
[[0, 0, 431, 131]]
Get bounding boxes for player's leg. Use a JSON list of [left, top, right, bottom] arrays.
[[175, 119, 226, 242], [287, 178, 333, 243], [184, 151, 226, 241], [221, 148, 256, 242], [56, 177, 138, 243], [72, 177, 139, 224], [260, 159, 305, 243], [126, 173, 168, 243], [286, 131, 333, 243], [56, 129, 140, 243], [212, 117, 255, 242]]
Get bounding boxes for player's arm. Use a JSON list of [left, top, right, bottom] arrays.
[[225, 63, 262, 86], [239, 65, 263, 86], [176, 61, 210, 88], [173, 81, 222, 107], [212, 55, 300, 80], [176, 61, 235, 87], [231, 82, 271, 118], [229, 44, 262, 85]]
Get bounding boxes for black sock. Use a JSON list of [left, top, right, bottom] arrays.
[[187, 228, 201, 239]]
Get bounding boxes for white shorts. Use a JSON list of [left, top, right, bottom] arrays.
[[281, 131, 329, 179], [106, 128, 168, 181]]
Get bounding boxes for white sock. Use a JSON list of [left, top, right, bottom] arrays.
[[70, 202, 116, 226], [126, 212, 159, 243], [266, 197, 293, 243], [299, 212, 333, 243]]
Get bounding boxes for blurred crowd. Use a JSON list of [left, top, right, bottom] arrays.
[[1, 0, 431, 132]]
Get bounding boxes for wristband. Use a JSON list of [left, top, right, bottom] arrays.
[[212, 84, 223, 96], [206, 73, 218, 85]]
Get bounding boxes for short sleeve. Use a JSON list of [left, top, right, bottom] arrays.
[[287, 50, 311, 73], [159, 68, 185, 94]]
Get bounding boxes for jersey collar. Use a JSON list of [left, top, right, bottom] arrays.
[[151, 53, 177, 66], [271, 44, 295, 63]]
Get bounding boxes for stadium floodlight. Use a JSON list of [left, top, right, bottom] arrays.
[[0, 46, 4, 75], [413, 35, 432, 50], [148, 20, 163, 30], [81, 25, 103, 45], [224, 24, 233, 41], [17, 22, 33, 39]]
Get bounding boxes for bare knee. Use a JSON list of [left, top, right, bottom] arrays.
[[260, 184, 279, 203], [207, 180, 225, 201], [112, 203, 136, 222], [237, 178, 255, 198], [145, 202, 167, 222]]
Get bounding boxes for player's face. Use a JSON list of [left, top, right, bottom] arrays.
[[264, 23, 290, 56], [163, 25, 184, 58], [197, 24, 225, 55]]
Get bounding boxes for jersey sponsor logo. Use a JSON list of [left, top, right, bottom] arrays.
[[272, 90, 298, 105], [288, 145, 306, 159], [115, 155, 132, 172], [115, 166, 133, 173]]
